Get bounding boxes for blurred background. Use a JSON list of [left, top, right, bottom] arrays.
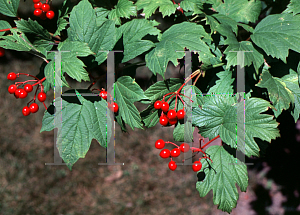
[[1, 0, 300, 214]]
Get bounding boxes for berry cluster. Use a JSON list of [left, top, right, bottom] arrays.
[[7, 72, 47, 116], [32, 0, 54, 20], [0, 47, 5, 57], [155, 100, 185, 126], [94, 89, 119, 113]]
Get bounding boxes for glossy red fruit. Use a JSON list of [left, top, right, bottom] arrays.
[[22, 106, 31, 116], [18, 89, 28, 99], [46, 10, 55, 19], [34, 2, 42, 9], [171, 148, 181, 157], [180, 143, 190, 153], [7, 72, 17, 80], [0, 47, 5, 57], [109, 102, 118, 113], [159, 149, 170, 159], [177, 109, 185, 120], [155, 139, 165, 149], [161, 102, 169, 112], [192, 161, 202, 172], [30, 103, 39, 113], [34, 9, 42, 16], [24, 84, 33, 93], [167, 109, 177, 119], [14, 89, 21, 98], [159, 115, 168, 126], [100, 91, 107, 100], [8, 85, 17, 94], [169, 117, 177, 125], [154, 100, 162, 110], [32, 0, 40, 3], [168, 160, 177, 171], [41, 3, 50, 12], [38, 92, 47, 102]]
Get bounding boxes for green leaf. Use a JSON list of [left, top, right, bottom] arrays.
[[136, 0, 177, 18], [256, 69, 295, 117], [214, 0, 261, 24], [108, 0, 136, 25], [173, 121, 194, 142], [224, 40, 264, 72], [251, 13, 300, 63], [40, 90, 112, 170], [145, 22, 213, 77], [120, 19, 160, 63], [210, 14, 238, 35], [113, 76, 146, 130], [0, 29, 33, 51], [207, 70, 234, 95], [280, 69, 300, 122], [192, 96, 280, 157], [283, 0, 300, 15], [95, 7, 109, 26], [0, 0, 19, 17], [0, 20, 11, 36], [196, 145, 248, 213], [44, 61, 70, 90], [69, 0, 116, 65], [54, 18, 68, 37], [15, 19, 51, 40]]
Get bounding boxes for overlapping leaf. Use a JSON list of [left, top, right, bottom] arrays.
[[136, 0, 178, 18], [284, 0, 300, 15], [213, 0, 261, 24], [192, 96, 280, 157], [0, 0, 19, 17], [0, 20, 11, 36], [256, 69, 295, 117], [118, 19, 161, 62], [69, 0, 116, 65], [196, 145, 248, 213], [15, 19, 51, 40], [95, 7, 110, 26], [251, 13, 300, 63], [145, 22, 213, 77], [40, 90, 111, 170], [180, 0, 203, 14], [0, 29, 33, 51], [108, 0, 136, 25], [113, 76, 147, 130], [206, 70, 234, 95]]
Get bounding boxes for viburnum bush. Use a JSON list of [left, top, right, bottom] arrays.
[[1, 0, 300, 213]]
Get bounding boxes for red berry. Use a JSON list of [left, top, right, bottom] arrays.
[[34, 9, 42, 16], [192, 161, 202, 172], [171, 148, 181, 157], [159, 115, 168, 126], [7, 72, 17, 80], [180, 143, 190, 153], [169, 117, 177, 125], [168, 160, 177, 171], [8, 85, 17, 94], [154, 101, 162, 110], [177, 109, 185, 120], [161, 102, 169, 112], [167, 109, 177, 119], [18, 89, 28, 99], [29, 103, 39, 113], [38, 92, 47, 102], [155, 139, 165, 149], [46, 10, 55, 19], [24, 84, 33, 93], [22, 106, 31, 116], [14, 89, 21, 98], [41, 3, 50, 12], [34, 2, 42, 9], [0, 47, 5, 57], [32, 0, 40, 3], [109, 102, 118, 113], [100, 91, 107, 100], [159, 149, 170, 159]]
